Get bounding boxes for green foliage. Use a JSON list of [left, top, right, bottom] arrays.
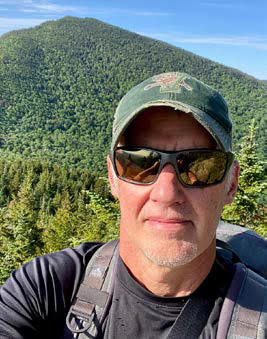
[[0, 17, 266, 284], [72, 191, 120, 246], [222, 120, 266, 237], [42, 192, 78, 252], [0, 158, 118, 284], [0, 172, 42, 281], [42, 191, 120, 252], [0, 17, 266, 175]]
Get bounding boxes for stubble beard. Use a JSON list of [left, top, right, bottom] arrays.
[[142, 241, 198, 268]]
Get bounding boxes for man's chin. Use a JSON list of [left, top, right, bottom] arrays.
[[143, 242, 198, 268]]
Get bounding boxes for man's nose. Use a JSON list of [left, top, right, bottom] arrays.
[[149, 164, 186, 205]]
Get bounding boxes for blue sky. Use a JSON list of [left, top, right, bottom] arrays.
[[0, 0, 266, 79]]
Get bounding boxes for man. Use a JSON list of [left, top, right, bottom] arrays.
[[0, 72, 266, 338]]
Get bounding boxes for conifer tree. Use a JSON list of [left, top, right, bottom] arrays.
[[0, 172, 42, 283], [42, 192, 77, 253], [222, 120, 266, 237], [74, 191, 120, 244]]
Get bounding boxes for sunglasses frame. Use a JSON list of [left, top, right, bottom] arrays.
[[110, 146, 234, 188]]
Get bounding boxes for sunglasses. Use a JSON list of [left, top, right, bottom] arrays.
[[111, 147, 234, 188]]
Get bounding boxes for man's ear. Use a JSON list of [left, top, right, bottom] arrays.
[[107, 154, 119, 198], [224, 160, 240, 205]]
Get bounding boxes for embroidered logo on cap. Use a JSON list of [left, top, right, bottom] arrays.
[[144, 72, 193, 93]]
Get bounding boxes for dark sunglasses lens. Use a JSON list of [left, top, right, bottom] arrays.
[[177, 151, 227, 186], [115, 149, 160, 183]]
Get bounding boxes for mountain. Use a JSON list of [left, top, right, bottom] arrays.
[[0, 16, 265, 174]]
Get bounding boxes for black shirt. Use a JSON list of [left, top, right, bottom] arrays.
[[0, 242, 233, 338], [104, 256, 232, 339]]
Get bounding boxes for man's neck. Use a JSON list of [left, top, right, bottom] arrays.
[[120, 240, 216, 297]]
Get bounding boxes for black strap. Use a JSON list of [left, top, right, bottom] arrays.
[[66, 239, 119, 335], [167, 291, 215, 339], [167, 257, 232, 339]]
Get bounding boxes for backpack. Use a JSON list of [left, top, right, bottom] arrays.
[[65, 222, 267, 338]]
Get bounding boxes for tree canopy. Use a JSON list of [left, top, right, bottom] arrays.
[[0, 157, 119, 284], [0, 17, 265, 174]]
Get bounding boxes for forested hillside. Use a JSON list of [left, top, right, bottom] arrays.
[[0, 17, 266, 282], [0, 16, 266, 174]]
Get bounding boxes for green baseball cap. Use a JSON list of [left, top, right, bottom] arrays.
[[111, 72, 232, 152]]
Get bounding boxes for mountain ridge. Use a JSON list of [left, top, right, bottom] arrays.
[[0, 16, 265, 173]]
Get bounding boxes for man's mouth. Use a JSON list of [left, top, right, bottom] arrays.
[[145, 217, 191, 232]]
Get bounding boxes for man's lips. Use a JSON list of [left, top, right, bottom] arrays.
[[144, 217, 191, 231]]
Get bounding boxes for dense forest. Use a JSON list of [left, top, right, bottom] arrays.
[[0, 121, 265, 284], [0, 157, 119, 284], [0, 17, 265, 283], [0, 16, 266, 174]]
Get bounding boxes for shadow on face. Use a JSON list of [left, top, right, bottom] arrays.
[[122, 106, 217, 150]]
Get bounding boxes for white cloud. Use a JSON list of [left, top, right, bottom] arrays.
[[0, 0, 33, 4], [121, 10, 172, 16], [139, 32, 267, 50], [20, 9, 40, 13], [0, 17, 46, 35], [84, 8, 172, 16], [200, 1, 243, 9], [0, 0, 86, 14], [0, 0, 174, 36], [0, 0, 173, 16], [25, 4, 172, 16], [29, 3, 85, 14]]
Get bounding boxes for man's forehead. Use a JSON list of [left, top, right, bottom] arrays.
[[123, 106, 217, 148], [126, 106, 199, 132]]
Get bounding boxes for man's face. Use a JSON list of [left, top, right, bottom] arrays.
[[108, 107, 236, 268]]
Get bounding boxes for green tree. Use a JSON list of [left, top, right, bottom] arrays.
[[73, 191, 120, 245], [0, 172, 42, 284], [42, 192, 77, 253], [222, 120, 266, 237]]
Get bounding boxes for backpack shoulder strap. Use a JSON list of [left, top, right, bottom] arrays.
[[217, 221, 267, 278], [216, 238, 242, 263], [66, 239, 120, 337], [217, 263, 267, 339]]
